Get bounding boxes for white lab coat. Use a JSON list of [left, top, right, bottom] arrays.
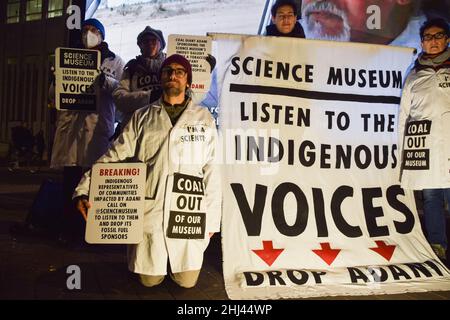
[[74, 99, 222, 275], [50, 54, 125, 168], [113, 52, 166, 127], [398, 55, 450, 189]]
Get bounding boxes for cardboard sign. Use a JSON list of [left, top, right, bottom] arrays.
[[86, 163, 146, 244], [167, 35, 212, 95], [167, 173, 205, 239], [55, 47, 100, 111]]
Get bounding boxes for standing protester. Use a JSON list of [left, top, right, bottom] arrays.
[[113, 26, 166, 128], [50, 18, 125, 244], [74, 54, 222, 288], [398, 18, 450, 262], [266, 0, 305, 38]]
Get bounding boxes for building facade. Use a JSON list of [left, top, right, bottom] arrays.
[[0, 0, 85, 158]]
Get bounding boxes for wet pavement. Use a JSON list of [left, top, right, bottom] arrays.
[[0, 166, 449, 301]]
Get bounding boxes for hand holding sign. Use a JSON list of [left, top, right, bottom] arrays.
[[74, 195, 91, 221]]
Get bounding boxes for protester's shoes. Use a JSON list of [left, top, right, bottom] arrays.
[[431, 244, 447, 261]]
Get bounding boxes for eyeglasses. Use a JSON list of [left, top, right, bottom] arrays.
[[161, 67, 187, 78], [422, 32, 447, 41]]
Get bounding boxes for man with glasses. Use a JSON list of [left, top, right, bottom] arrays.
[[113, 26, 166, 128], [266, 0, 305, 38], [398, 18, 450, 264], [74, 54, 222, 288]]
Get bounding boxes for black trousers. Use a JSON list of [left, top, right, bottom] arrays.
[[62, 166, 85, 239]]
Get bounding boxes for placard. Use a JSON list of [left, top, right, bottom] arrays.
[[167, 173, 206, 239], [86, 163, 146, 244], [167, 34, 212, 95], [55, 47, 100, 111]]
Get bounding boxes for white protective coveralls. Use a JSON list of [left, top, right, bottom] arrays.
[[50, 54, 125, 168], [74, 99, 222, 275], [398, 51, 450, 189]]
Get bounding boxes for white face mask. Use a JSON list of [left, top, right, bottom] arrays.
[[82, 31, 101, 49]]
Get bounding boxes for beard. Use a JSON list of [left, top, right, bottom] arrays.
[[302, 1, 351, 42], [163, 83, 183, 97]]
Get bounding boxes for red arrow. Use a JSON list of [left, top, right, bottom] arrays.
[[312, 242, 341, 266], [370, 241, 396, 261], [252, 241, 284, 266]]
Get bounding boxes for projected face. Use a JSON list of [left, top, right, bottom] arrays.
[[272, 4, 298, 34], [301, 0, 413, 43]]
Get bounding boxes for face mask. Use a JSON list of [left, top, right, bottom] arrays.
[[82, 31, 101, 49]]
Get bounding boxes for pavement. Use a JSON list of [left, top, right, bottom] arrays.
[[0, 164, 449, 302]]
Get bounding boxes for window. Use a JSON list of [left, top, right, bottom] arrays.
[[6, 0, 20, 24], [5, 58, 19, 121], [26, 0, 42, 21], [23, 56, 40, 122], [48, 0, 64, 18]]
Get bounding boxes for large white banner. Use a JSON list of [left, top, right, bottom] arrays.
[[214, 34, 450, 299]]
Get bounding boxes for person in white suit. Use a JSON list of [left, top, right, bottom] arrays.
[[398, 18, 450, 262], [74, 54, 222, 288], [113, 26, 166, 128], [50, 18, 124, 244]]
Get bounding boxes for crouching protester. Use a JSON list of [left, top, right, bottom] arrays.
[[73, 54, 222, 288]]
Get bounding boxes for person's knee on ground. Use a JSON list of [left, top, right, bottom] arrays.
[[170, 269, 200, 288], [139, 274, 165, 287]]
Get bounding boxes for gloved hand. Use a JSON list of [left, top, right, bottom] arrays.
[[205, 54, 216, 73], [73, 195, 90, 221], [109, 122, 122, 141], [86, 71, 105, 93], [98, 71, 106, 88]]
